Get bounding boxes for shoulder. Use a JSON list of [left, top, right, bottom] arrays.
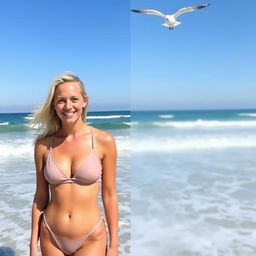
[[91, 127, 117, 161], [34, 136, 51, 156], [91, 127, 116, 148]]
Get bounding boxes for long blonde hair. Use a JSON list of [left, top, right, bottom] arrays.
[[30, 73, 88, 138]]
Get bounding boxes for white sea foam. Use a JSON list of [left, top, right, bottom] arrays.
[[0, 131, 130, 256], [122, 122, 131, 126], [0, 135, 130, 158], [132, 149, 256, 255], [0, 138, 34, 158], [115, 135, 130, 152], [132, 134, 256, 152], [0, 122, 9, 126], [153, 120, 256, 128], [132, 214, 256, 256], [24, 116, 33, 120], [87, 115, 130, 119], [159, 114, 174, 119], [238, 113, 256, 117]]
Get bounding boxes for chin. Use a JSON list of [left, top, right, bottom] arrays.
[[60, 112, 81, 123]]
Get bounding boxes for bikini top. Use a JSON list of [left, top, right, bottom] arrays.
[[44, 129, 102, 185]]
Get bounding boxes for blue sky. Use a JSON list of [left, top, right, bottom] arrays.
[[131, 0, 256, 110], [0, 0, 255, 112], [0, 0, 130, 112]]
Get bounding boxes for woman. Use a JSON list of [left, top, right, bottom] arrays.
[[29, 73, 119, 256]]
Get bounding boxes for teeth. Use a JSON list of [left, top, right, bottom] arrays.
[[63, 112, 75, 117]]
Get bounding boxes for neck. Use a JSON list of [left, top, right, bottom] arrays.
[[58, 118, 88, 137]]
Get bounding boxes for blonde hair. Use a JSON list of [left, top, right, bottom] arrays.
[[30, 73, 88, 138]]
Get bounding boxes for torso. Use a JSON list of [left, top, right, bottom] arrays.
[[43, 127, 104, 238]]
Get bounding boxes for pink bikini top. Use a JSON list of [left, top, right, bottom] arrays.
[[44, 129, 102, 185]]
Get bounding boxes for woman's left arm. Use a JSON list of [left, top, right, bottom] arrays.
[[101, 132, 119, 254]]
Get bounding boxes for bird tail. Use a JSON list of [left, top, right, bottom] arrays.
[[173, 21, 181, 27], [161, 21, 181, 28], [161, 23, 169, 27]]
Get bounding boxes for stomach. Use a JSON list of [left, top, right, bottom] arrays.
[[45, 182, 102, 238]]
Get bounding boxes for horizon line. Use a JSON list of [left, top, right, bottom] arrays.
[[1, 107, 256, 114]]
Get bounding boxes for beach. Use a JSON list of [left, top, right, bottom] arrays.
[[0, 111, 130, 256]]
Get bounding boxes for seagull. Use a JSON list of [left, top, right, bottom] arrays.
[[131, 3, 210, 30]]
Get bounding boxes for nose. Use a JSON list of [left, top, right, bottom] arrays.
[[65, 99, 72, 109]]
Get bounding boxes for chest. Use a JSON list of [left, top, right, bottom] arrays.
[[51, 139, 93, 175]]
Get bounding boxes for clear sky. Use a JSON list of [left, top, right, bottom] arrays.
[[0, 0, 255, 112], [0, 0, 130, 113], [131, 0, 256, 110]]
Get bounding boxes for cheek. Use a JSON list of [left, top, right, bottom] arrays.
[[75, 102, 85, 110], [53, 104, 63, 117], [54, 104, 60, 112], [54, 108, 62, 119]]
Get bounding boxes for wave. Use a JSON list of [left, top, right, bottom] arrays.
[[87, 115, 130, 120], [238, 113, 256, 117], [0, 121, 130, 134], [152, 120, 256, 128], [27, 122, 130, 130], [0, 135, 130, 157], [0, 138, 34, 157], [159, 114, 174, 119], [24, 115, 33, 120], [133, 134, 256, 152], [0, 122, 9, 126], [0, 124, 29, 133], [92, 122, 130, 130]]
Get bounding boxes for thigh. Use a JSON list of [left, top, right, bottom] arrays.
[[74, 240, 107, 256], [74, 221, 107, 256], [40, 219, 65, 256]]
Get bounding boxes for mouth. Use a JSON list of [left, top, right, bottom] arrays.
[[62, 111, 76, 118]]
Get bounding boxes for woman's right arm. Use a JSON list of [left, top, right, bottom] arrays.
[[30, 138, 49, 255]]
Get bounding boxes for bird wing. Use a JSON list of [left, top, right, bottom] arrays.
[[173, 3, 210, 18], [131, 9, 166, 18]]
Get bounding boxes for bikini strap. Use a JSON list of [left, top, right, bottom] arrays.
[[43, 212, 64, 252], [85, 213, 104, 239], [90, 128, 94, 149]]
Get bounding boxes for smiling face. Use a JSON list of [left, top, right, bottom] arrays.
[[53, 82, 87, 125]]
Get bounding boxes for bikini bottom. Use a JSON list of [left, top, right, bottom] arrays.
[[43, 212, 104, 255]]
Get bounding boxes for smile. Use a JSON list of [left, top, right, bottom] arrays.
[[62, 111, 76, 117]]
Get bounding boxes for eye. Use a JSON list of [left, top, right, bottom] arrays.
[[56, 99, 65, 104], [71, 97, 79, 102]]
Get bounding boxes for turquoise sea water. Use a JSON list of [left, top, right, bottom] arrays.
[[131, 109, 256, 256], [1, 109, 256, 256], [0, 111, 130, 256]]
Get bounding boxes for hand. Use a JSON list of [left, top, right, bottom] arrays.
[[106, 246, 119, 256]]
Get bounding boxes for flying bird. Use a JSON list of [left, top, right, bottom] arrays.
[[131, 4, 211, 30]]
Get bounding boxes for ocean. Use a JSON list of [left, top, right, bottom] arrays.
[[0, 111, 130, 256], [131, 109, 256, 256], [1, 109, 256, 256]]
